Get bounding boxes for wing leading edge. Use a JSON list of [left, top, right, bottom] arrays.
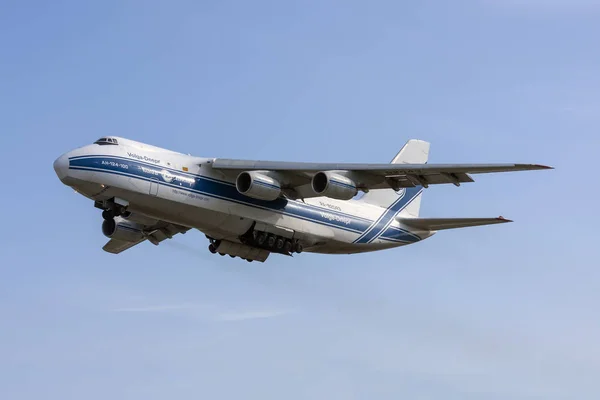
[[212, 159, 551, 174]]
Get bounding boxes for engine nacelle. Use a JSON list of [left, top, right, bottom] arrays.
[[311, 171, 358, 200], [102, 216, 145, 242], [121, 211, 159, 226], [236, 171, 281, 201]]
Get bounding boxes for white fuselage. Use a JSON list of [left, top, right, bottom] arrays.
[[53, 137, 433, 254]]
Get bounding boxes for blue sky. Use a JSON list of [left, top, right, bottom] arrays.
[[1, 0, 599, 398]]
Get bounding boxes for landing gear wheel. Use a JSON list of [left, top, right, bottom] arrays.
[[294, 242, 303, 253], [229, 254, 235, 258], [284, 240, 292, 253], [219, 253, 225, 256], [257, 233, 267, 246], [102, 210, 114, 220], [208, 244, 217, 254], [246, 259, 253, 262], [267, 235, 276, 248], [275, 237, 285, 250]]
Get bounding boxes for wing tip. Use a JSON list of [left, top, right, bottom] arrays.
[[497, 216, 513, 223], [513, 163, 553, 170], [531, 164, 554, 170]]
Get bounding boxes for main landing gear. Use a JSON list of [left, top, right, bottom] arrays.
[[205, 226, 303, 262], [245, 230, 303, 255], [207, 238, 255, 262]]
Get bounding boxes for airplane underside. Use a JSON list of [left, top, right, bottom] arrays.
[[70, 176, 399, 262]]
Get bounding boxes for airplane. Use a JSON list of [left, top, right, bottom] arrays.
[[53, 136, 551, 262]]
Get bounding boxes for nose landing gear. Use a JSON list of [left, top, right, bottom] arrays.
[[208, 242, 218, 254], [96, 198, 128, 221]]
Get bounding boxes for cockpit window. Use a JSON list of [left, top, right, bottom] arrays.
[[94, 137, 118, 145]]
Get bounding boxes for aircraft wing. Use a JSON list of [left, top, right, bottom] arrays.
[[211, 158, 552, 195], [103, 220, 191, 254]]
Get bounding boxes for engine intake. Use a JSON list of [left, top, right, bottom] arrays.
[[312, 171, 357, 200], [102, 216, 145, 242], [236, 171, 281, 201]]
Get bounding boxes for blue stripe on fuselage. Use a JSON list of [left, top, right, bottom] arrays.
[[68, 154, 373, 224], [352, 191, 406, 243], [69, 156, 373, 234], [352, 187, 423, 244], [365, 187, 423, 243]]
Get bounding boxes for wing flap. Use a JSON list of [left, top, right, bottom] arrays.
[[391, 171, 475, 187], [397, 216, 512, 231]]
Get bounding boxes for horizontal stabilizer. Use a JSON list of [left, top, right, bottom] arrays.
[[397, 216, 512, 231]]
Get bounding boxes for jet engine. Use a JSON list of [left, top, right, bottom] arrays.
[[102, 216, 145, 242], [236, 171, 281, 201], [311, 171, 358, 200]]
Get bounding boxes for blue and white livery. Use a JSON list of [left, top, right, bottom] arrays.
[[53, 137, 551, 262]]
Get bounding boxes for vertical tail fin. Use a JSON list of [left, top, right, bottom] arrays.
[[359, 139, 430, 217]]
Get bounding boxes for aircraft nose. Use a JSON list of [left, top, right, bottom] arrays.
[[53, 153, 69, 181]]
